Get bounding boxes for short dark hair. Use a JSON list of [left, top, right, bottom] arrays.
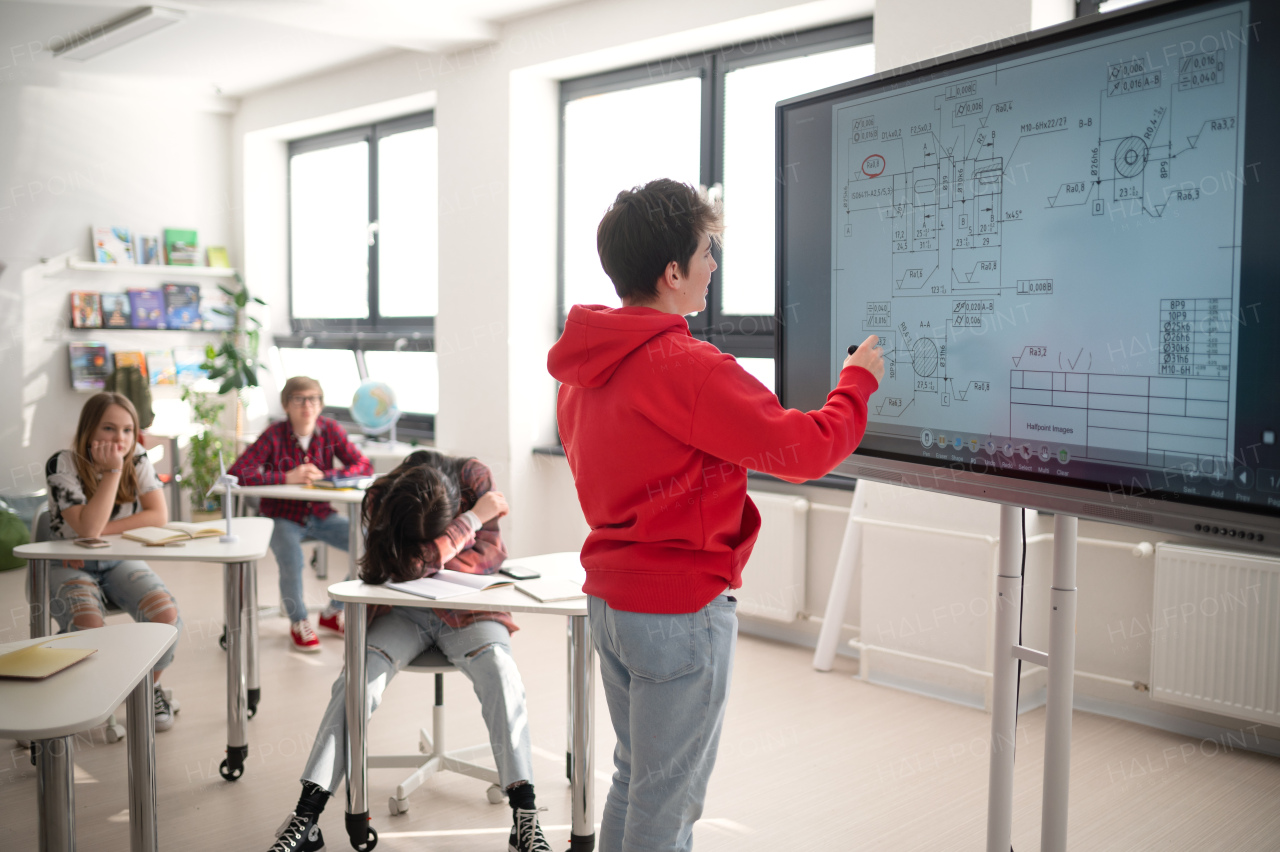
[[596, 179, 723, 303]]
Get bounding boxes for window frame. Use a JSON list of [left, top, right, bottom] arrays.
[[287, 110, 437, 336], [557, 19, 874, 364]]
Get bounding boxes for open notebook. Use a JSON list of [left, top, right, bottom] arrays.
[[0, 640, 96, 680], [387, 569, 513, 601], [122, 521, 224, 545]]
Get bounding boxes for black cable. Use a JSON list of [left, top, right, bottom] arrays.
[[1010, 508, 1027, 852]]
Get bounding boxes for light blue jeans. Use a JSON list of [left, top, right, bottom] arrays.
[[589, 593, 739, 852], [46, 559, 182, 673], [301, 606, 534, 793], [268, 513, 351, 622]]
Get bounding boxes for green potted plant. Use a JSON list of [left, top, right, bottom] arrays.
[[182, 387, 226, 515]]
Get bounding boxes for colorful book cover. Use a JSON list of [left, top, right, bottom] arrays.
[[146, 350, 176, 386], [206, 246, 230, 268], [127, 289, 166, 329], [69, 342, 110, 391], [162, 283, 201, 329], [134, 234, 161, 266], [163, 228, 198, 266], [173, 346, 208, 386], [70, 291, 102, 328], [100, 292, 131, 328], [113, 350, 148, 383], [92, 226, 134, 264]]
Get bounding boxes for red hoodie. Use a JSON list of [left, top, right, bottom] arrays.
[[548, 304, 879, 614]]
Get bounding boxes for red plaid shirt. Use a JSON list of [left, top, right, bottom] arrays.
[[228, 417, 372, 523]]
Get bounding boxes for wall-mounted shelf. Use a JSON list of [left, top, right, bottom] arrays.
[[58, 258, 238, 277]]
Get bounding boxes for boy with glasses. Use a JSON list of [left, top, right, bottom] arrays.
[[229, 375, 373, 652]]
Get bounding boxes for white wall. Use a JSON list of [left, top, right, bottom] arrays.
[[0, 78, 234, 501]]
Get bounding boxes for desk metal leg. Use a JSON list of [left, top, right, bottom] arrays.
[[566, 619, 572, 781], [35, 735, 75, 852], [126, 676, 158, 851], [1042, 515, 1078, 852], [986, 505, 1024, 852], [246, 561, 260, 718], [346, 504, 362, 582], [568, 615, 595, 852], [221, 561, 249, 781], [343, 601, 376, 850], [29, 558, 51, 639]]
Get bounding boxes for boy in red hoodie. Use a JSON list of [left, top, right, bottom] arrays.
[[548, 178, 884, 851]]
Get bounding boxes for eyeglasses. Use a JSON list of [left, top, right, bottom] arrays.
[[289, 395, 324, 408]]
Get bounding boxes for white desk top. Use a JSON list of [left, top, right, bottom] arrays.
[[328, 552, 587, 616], [0, 624, 177, 739], [235, 484, 368, 504], [14, 516, 274, 563]]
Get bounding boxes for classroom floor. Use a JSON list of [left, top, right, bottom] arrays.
[[1, 554, 1278, 851]]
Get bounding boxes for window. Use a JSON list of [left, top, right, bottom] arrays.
[[560, 21, 874, 386], [284, 111, 438, 437], [289, 112, 437, 331]]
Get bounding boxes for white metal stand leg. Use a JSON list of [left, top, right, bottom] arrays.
[[986, 505, 1024, 852], [813, 479, 868, 671], [1042, 515, 1078, 852]]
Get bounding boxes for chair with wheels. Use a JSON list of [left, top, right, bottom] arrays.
[[372, 647, 506, 816]]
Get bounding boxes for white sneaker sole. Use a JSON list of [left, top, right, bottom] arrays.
[[290, 640, 322, 654]]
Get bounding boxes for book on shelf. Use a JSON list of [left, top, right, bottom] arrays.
[[200, 287, 235, 331], [146, 349, 176, 386], [162, 283, 201, 329], [122, 522, 225, 545], [387, 570, 514, 601], [514, 578, 587, 603], [163, 228, 198, 266], [206, 246, 230, 267], [70, 291, 102, 328], [173, 346, 208, 386], [128, 289, 167, 329], [134, 234, 161, 266], [113, 350, 148, 383], [69, 342, 110, 391], [92, 226, 134, 264], [101, 292, 132, 328]]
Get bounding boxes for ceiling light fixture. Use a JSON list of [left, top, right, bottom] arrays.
[[52, 6, 185, 62]]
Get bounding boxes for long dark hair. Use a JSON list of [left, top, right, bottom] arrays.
[[360, 450, 474, 584]]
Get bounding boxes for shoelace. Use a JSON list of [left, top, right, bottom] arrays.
[[294, 621, 318, 643], [514, 808, 552, 852], [268, 814, 310, 852], [153, 686, 170, 716]]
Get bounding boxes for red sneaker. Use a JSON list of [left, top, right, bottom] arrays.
[[290, 620, 321, 653], [318, 609, 344, 636]]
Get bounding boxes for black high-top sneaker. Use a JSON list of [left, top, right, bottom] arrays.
[[509, 807, 553, 852], [269, 811, 325, 852]]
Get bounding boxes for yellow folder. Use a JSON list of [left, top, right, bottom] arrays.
[[0, 641, 97, 680]]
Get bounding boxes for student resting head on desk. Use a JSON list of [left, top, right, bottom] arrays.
[[266, 449, 553, 852], [227, 375, 373, 652], [44, 391, 182, 731], [548, 178, 885, 852]]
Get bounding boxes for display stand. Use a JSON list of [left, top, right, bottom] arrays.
[[814, 492, 1079, 850], [985, 507, 1078, 852]]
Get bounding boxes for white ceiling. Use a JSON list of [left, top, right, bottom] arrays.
[[0, 0, 586, 96]]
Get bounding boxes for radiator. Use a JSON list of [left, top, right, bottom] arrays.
[[736, 491, 809, 623], [1150, 543, 1280, 727]]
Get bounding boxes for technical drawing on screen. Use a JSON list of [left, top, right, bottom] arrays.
[[830, 3, 1248, 482]]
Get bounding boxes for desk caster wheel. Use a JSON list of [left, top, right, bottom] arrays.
[[104, 724, 124, 744], [220, 745, 248, 781], [219, 628, 227, 651], [486, 784, 505, 804], [346, 812, 377, 850], [388, 796, 408, 815], [248, 688, 260, 719]]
